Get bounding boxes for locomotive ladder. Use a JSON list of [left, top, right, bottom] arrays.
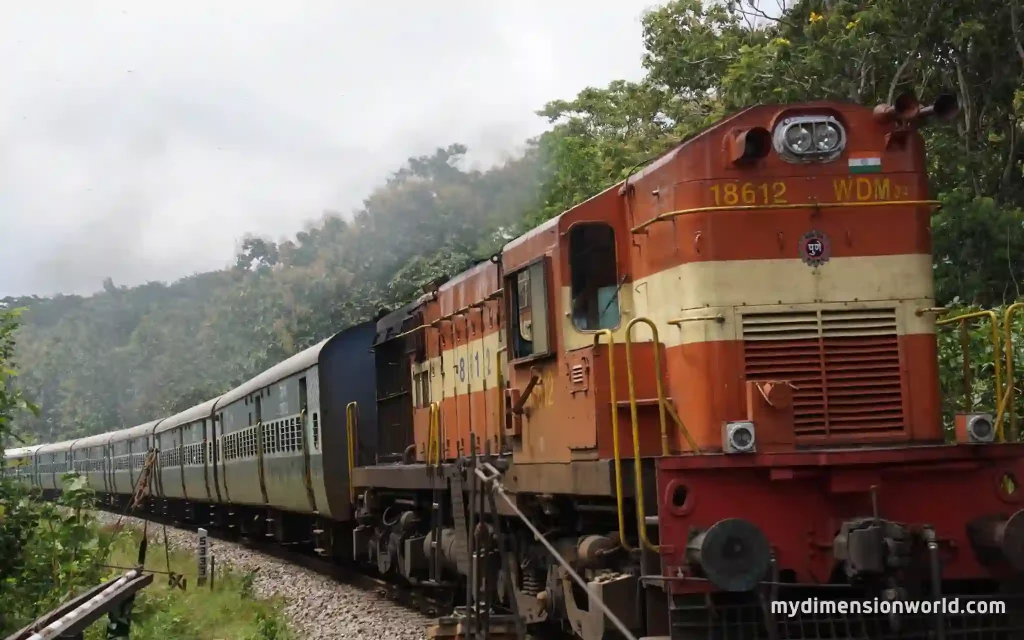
[[596, 323, 701, 555], [427, 402, 446, 585]]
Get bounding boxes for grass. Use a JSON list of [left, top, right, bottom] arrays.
[[84, 527, 293, 640]]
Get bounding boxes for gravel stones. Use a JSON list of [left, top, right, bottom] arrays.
[[92, 511, 429, 639]]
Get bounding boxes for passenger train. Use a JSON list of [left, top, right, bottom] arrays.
[[7, 93, 1024, 639]]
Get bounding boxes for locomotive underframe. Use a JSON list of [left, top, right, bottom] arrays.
[[44, 444, 1024, 640]]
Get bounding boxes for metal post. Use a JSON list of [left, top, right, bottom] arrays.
[[476, 462, 640, 640], [197, 528, 209, 587], [960, 321, 972, 412], [485, 474, 525, 640], [468, 432, 478, 636], [105, 594, 135, 640], [480, 440, 492, 639]]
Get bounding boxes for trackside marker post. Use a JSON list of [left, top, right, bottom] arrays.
[[197, 528, 209, 587]]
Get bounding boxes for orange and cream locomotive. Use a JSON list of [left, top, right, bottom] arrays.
[[8, 93, 1024, 639]]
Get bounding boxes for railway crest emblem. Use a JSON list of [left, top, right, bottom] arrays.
[[799, 230, 830, 267]]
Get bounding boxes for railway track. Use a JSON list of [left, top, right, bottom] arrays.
[[91, 505, 452, 635], [92, 506, 572, 640]]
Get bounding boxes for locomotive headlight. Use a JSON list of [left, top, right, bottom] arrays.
[[814, 122, 841, 152], [784, 124, 813, 153], [967, 413, 996, 443], [774, 115, 846, 162], [955, 412, 997, 444], [723, 421, 756, 454]]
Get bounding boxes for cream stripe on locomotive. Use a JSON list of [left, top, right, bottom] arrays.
[[413, 253, 934, 390], [563, 253, 936, 351], [412, 329, 506, 407]]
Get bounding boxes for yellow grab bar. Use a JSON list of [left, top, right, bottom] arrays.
[[624, 317, 670, 457], [427, 401, 442, 466], [661, 397, 701, 454], [594, 329, 632, 552], [937, 309, 1005, 441], [624, 317, 664, 553], [345, 401, 358, 503], [1003, 303, 1024, 441], [496, 346, 507, 454], [631, 199, 941, 234]]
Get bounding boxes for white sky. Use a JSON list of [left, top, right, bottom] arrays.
[[0, 2, 657, 297]]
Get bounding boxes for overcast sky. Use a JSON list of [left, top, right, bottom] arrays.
[[0, 2, 656, 298]]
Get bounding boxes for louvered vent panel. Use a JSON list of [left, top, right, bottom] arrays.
[[742, 308, 905, 439], [571, 365, 585, 385]]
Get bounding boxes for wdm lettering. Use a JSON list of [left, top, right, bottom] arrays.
[[772, 598, 1006, 618], [833, 177, 909, 201]]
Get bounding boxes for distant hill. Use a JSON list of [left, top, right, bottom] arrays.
[[10, 0, 1024, 442]]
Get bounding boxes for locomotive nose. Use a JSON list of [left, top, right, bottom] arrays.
[[686, 518, 772, 592], [967, 509, 1024, 571]]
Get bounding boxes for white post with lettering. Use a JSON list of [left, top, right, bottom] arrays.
[[197, 527, 209, 586]]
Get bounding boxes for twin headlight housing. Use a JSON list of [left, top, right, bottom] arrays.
[[772, 115, 847, 163]]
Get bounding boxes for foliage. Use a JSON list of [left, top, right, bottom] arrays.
[[536, 0, 1024, 306], [1, 307, 117, 635], [6, 145, 540, 442], [937, 303, 1024, 439], [2, 304, 290, 637], [0, 476, 112, 634], [6, 0, 1024, 443], [0, 307, 38, 443], [83, 532, 293, 640], [9, 1, 1022, 635]]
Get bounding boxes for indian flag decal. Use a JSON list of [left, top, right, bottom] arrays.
[[848, 153, 882, 174]]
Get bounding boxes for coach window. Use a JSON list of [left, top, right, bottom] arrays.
[[509, 260, 551, 360], [569, 223, 620, 331]]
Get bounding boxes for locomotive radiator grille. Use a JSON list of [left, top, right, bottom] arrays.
[[741, 307, 905, 439]]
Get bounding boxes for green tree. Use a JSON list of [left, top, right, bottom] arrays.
[[535, 0, 1024, 305], [10, 0, 1024, 443], [1, 307, 111, 634]]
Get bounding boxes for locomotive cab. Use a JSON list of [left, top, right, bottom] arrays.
[[485, 95, 1024, 639]]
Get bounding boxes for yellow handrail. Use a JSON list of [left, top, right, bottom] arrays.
[[936, 310, 1005, 441], [623, 317, 666, 553], [345, 401, 358, 504], [661, 397, 701, 454], [593, 329, 632, 552], [496, 346, 507, 454], [1003, 303, 1024, 441], [624, 317, 670, 457], [427, 401, 442, 466], [632, 199, 942, 234]]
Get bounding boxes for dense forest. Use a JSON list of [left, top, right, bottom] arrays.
[[6, 0, 1024, 443]]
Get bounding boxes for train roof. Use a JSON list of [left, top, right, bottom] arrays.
[[37, 439, 79, 454], [373, 301, 419, 346], [4, 444, 42, 458], [500, 106, 764, 260], [108, 419, 162, 443], [215, 338, 329, 409], [73, 432, 116, 448], [155, 397, 220, 434]]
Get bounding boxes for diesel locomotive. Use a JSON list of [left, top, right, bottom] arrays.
[[7, 93, 1024, 639]]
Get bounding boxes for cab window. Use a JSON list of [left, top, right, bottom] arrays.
[[569, 223, 620, 331], [509, 260, 550, 360]]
